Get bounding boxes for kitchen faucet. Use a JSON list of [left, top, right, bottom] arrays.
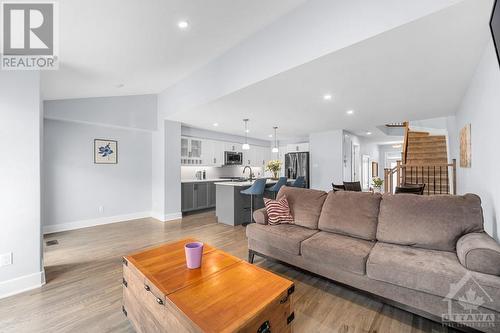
[[243, 166, 254, 181]]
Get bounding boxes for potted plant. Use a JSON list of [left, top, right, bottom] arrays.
[[372, 177, 384, 193], [266, 160, 282, 180]]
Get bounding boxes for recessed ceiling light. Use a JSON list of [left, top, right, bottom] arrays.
[[268, 134, 273, 138], [178, 21, 189, 29], [245, 129, 250, 133], [323, 94, 332, 101], [366, 131, 372, 135], [213, 123, 218, 127], [346, 110, 354, 115]]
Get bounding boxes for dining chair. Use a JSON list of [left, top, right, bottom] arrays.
[[395, 184, 426, 195], [332, 183, 346, 192], [343, 181, 362, 192]]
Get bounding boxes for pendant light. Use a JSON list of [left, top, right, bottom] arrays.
[[272, 126, 279, 153], [242, 119, 250, 150]]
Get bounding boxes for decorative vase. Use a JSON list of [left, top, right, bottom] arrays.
[[272, 171, 279, 180], [373, 187, 382, 193], [184, 242, 203, 269]]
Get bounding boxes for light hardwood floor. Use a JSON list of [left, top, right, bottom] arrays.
[[0, 211, 458, 333]]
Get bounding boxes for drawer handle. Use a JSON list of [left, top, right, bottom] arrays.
[[122, 278, 128, 288], [144, 284, 150, 291], [280, 295, 289, 304], [156, 297, 164, 305]]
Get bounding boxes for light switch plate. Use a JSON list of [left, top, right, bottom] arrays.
[[0, 252, 13, 267]]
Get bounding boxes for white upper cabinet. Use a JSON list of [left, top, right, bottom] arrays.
[[181, 136, 272, 167], [286, 143, 309, 153]]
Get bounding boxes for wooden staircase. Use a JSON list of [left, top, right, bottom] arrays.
[[384, 122, 456, 195]]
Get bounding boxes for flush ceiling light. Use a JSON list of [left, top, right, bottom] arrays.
[[323, 94, 332, 101], [242, 119, 250, 150], [213, 122, 219, 127], [178, 20, 189, 29], [272, 126, 279, 153], [346, 110, 354, 115]]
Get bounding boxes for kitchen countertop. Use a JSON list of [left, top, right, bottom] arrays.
[[215, 179, 294, 187], [181, 178, 228, 183]]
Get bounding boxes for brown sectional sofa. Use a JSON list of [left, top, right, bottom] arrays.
[[246, 187, 500, 332]]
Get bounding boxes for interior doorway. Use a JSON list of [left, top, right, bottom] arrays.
[[352, 144, 360, 182], [362, 155, 370, 190]]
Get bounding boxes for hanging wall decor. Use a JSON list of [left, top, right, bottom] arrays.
[[94, 139, 118, 164]]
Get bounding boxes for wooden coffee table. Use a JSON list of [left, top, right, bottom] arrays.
[[122, 238, 295, 333]]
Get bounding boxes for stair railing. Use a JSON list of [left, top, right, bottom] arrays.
[[384, 159, 457, 195], [401, 121, 410, 164]]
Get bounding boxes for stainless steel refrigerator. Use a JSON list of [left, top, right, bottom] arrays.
[[285, 152, 310, 188]]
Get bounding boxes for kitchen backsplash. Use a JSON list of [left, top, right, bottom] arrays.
[[181, 166, 267, 180]]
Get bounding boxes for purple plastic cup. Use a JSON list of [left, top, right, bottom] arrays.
[[184, 242, 204, 269]]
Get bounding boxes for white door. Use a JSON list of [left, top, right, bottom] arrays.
[[352, 144, 360, 181], [362, 155, 370, 190]]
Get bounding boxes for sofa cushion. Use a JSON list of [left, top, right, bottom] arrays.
[[263, 196, 294, 225], [301, 232, 375, 275], [246, 223, 318, 255], [276, 187, 327, 230], [318, 191, 381, 240], [377, 194, 483, 252], [366, 242, 500, 311], [457, 232, 500, 276]]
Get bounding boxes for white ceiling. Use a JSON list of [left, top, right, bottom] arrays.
[[170, 0, 492, 141], [41, 0, 306, 100]]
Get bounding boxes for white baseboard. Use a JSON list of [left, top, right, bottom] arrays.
[[43, 211, 151, 234], [150, 211, 183, 222], [0, 270, 45, 300]]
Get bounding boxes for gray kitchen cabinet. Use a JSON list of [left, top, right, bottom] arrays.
[[181, 181, 217, 213], [194, 183, 208, 209], [208, 182, 216, 207], [181, 183, 195, 211]]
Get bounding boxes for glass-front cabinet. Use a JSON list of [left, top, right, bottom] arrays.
[[181, 137, 203, 165]]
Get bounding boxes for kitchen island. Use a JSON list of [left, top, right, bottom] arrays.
[[215, 179, 293, 226]]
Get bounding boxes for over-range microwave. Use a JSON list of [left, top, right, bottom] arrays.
[[224, 151, 243, 165]]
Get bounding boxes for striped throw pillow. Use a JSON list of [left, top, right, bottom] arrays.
[[264, 196, 294, 225]]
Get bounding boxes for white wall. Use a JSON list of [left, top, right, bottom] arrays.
[[309, 130, 343, 191], [152, 120, 182, 222], [0, 71, 44, 298], [45, 95, 157, 131], [448, 39, 500, 241], [43, 119, 152, 233], [359, 139, 381, 178]]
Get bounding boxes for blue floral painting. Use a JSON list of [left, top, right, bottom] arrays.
[[94, 139, 117, 164]]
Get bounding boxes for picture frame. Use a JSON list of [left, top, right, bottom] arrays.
[[94, 139, 118, 164]]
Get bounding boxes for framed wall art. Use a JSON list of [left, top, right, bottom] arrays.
[[94, 139, 118, 164]]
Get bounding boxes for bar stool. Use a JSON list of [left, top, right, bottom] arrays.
[[268, 177, 287, 199], [240, 178, 267, 226], [291, 176, 305, 188]]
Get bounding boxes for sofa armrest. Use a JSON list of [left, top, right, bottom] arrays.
[[253, 208, 268, 225], [457, 232, 500, 276]]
